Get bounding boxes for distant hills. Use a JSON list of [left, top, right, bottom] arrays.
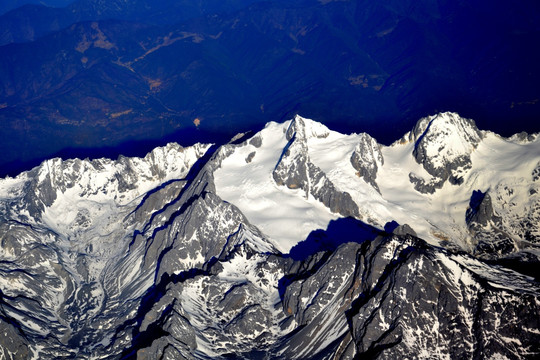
[[1, 0, 539, 176], [0, 0, 75, 16]]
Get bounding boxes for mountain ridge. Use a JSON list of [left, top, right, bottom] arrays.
[[0, 112, 538, 358]]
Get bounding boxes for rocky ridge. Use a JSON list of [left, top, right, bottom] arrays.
[[350, 132, 384, 193], [272, 117, 360, 218]]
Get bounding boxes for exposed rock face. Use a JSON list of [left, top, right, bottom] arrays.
[[509, 131, 539, 143], [533, 161, 540, 182], [392, 223, 417, 237], [408, 112, 483, 193], [248, 134, 263, 148], [0, 319, 30, 360], [466, 190, 516, 258], [278, 231, 540, 359], [273, 116, 360, 218], [272, 129, 310, 194], [343, 235, 540, 359], [350, 133, 384, 192]]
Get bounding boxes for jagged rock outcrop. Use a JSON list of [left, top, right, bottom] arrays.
[[277, 228, 540, 359], [466, 190, 517, 258], [509, 132, 539, 143], [0, 143, 213, 358], [392, 223, 417, 237], [273, 116, 360, 218], [533, 161, 540, 182], [3, 142, 210, 223], [350, 133, 384, 193], [407, 112, 483, 193], [0, 318, 29, 360], [343, 235, 540, 359]]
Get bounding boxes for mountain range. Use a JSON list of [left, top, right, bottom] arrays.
[[1, 0, 539, 176], [0, 112, 538, 359], [0, 0, 75, 16]]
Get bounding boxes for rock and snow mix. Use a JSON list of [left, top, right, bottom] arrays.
[[0, 112, 538, 359], [215, 113, 540, 256]]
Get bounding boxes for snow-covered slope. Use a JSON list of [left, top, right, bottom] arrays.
[[215, 113, 540, 258], [214, 121, 340, 252], [0, 112, 538, 359]]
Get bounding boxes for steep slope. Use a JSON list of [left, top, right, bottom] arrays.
[[0, 142, 212, 357], [0, 113, 538, 358], [277, 232, 540, 359]]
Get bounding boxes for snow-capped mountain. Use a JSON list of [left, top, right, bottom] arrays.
[[0, 113, 538, 359], [216, 112, 540, 257]]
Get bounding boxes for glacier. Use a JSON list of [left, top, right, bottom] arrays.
[[0, 112, 538, 359]]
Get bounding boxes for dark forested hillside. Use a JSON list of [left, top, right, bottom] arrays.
[[0, 0, 539, 176]]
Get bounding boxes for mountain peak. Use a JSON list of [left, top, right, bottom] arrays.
[[286, 114, 331, 141], [412, 112, 482, 151], [408, 112, 483, 192]]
